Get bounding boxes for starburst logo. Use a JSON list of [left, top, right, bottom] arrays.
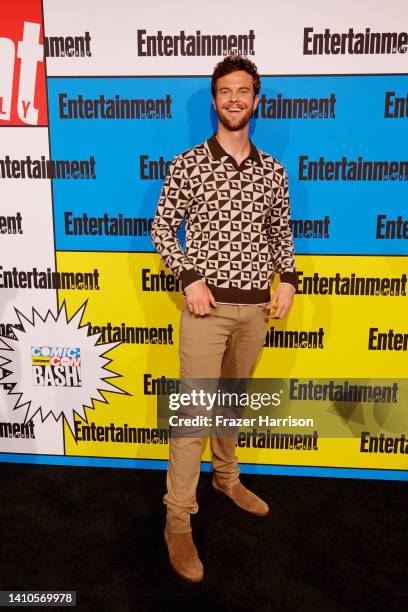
[[0, 301, 127, 435]]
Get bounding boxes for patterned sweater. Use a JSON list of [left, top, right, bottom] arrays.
[[151, 133, 298, 304]]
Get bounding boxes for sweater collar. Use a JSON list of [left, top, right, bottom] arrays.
[[207, 133, 262, 166]]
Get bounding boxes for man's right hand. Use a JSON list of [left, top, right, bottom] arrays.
[[184, 280, 217, 316]]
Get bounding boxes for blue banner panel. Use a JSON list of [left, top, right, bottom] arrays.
[[47, 75, 408, 255]]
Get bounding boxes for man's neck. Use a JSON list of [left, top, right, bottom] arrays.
[[215, 125, 251, 166]]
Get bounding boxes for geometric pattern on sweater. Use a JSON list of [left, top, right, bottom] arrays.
[[151, 133, 297, 292]]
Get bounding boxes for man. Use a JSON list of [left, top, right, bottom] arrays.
[[151, 55, 298, 582]]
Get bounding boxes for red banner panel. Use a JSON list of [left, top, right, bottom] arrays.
[[0, 0, 47, 126]]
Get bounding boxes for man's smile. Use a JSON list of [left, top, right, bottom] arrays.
[[225, 106, 245, 114]]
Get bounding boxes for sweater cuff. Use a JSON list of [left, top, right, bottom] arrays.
[[179, 269, 203, 291], [279, 271, 298, 292]]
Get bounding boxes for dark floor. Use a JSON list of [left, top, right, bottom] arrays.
[[0, 462, 406, 612]]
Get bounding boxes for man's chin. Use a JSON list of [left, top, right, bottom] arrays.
[[218, 116, 251, 131]]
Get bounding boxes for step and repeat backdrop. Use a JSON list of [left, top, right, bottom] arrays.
[[0, 0, 407, 479]]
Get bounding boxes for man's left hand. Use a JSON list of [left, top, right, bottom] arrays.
[[265, 283, 296, 319]]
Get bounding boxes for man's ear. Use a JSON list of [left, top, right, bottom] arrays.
[[252, 94, 260, 112], [212, 95, 217, 111]]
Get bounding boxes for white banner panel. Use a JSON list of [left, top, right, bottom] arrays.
[[44, 0, 408, 76], [0, 127, 57, 320]]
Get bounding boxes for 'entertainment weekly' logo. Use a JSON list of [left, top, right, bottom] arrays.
[[0, 12, 46, 125], [31, 346, 82, 387]]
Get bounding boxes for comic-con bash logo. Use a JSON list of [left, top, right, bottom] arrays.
[[0, 302, 127, 433], [31, 346, 82, 387]]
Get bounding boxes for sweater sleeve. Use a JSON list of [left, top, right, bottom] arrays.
[[265, 167, 298, 292], [150, 154, 203, 290]]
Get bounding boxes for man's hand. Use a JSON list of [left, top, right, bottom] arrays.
[[184, 280, 217, 316], [265, 283, 296, 319]]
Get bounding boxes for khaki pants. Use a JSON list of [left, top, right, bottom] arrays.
[[164, 302, 269, 533]]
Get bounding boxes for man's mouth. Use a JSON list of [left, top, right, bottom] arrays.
[[226, 107, 243, 114]]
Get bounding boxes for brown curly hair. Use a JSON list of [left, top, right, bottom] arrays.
[[211, 55, 261, 98]]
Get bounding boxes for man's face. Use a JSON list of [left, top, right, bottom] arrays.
[[212, 70, 259, 131]]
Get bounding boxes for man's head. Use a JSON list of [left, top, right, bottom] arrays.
[[211, 55, 261, 132]]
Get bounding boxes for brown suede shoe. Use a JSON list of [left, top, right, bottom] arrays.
[[212, 478, 270, 516], [164, 528, 204, 583]]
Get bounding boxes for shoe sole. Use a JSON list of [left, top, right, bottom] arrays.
[[212, 483, 270, 517], [164, 529, 205, 583]]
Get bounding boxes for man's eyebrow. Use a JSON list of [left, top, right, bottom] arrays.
[[218, 86, 251, 91]]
